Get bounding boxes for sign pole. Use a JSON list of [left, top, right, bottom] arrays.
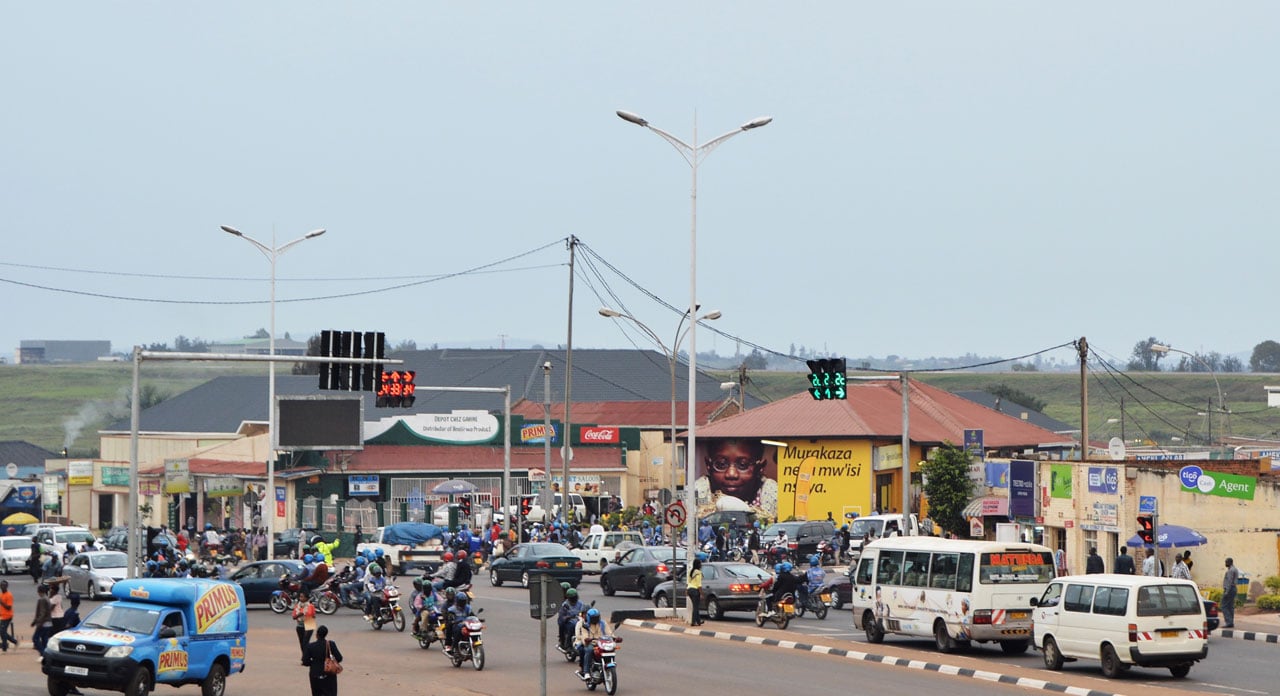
[[539, 574, 548, 696]]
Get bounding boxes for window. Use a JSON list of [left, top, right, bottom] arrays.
[[979, 551, 1055, 584], [855, 557, 875, 585], [1092, 586, 1129, 616], [161, 612, 186, 638], [1038, 583, 1063, 608], [956, 554, 974, 592], [902, 552, 932, 588], [930, 553, 958, 590], [1064, 584, 1095, 613], [260, 563, 290, 579], [876, 551, 903, 586], [1137, 584, 1202, 616]]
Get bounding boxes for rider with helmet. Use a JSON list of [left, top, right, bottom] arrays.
[[573, 607, 611, 681], [443, 591, 472, 654], [362, 563, 387, 621], [556, 585, 585, 648], [311, 534, 340, 566], [339, 556, 367, 607], [798, 555, 826, 606], [431, 551, 458, 586], [766, 561, 799, 615]]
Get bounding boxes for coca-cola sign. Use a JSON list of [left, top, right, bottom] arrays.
[[579, 426, 619, 444]]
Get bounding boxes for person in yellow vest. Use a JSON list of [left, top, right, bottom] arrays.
[[312, 536, 340, 566]]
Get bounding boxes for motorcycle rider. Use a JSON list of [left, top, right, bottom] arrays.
[[311, 535, 341, 567], [573, 607, 611, 681], [556, 586, 585, 650], [362, 562, 387, 621], [799, 555, 826, 607], [452, 550, 473, 589], [299, 553, 330, 597], [409, 577, 430, 636], [339, 556, 367, 607], [431, 551, 458, 587], [747, 522, 761, 565], [765, 562, 799, 615], [443, 591, 472, 655]]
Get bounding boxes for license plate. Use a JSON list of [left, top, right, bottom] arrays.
[[749, 584, 760, 591], [1159, 629, 1179, 638], [65, 666, 89, 676], [820, 594, 832, 603], [555, 562, 568, 567], [473, 639, 482, 646], [1008, 611, 1028, 620]]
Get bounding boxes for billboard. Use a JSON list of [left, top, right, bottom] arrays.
[[695, 437, 872, 522], [276, 396, 364, 451], [1009, 460, 1036, 518]]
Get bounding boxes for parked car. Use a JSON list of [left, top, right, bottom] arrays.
[[64, 550, 129, 599], [19, 522, 59, 537], [651, 561, 772, 620], [701, 511, 757, 531], [600, 546, 688, 599], [761, 520, 836, 560], [488, 542, 584, 589], [1203, 598, 1220, 633], [273, 528, 318, 559], [102, 527, 178, 555], [821, 564, 854, 609], [229, 559, 307, 604], [0, 535, 32, 574], [33, 526, 97, 557], [574, 530, 645, 573]]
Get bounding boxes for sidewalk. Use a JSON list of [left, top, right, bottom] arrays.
[[1224, 609, 1280, 642]]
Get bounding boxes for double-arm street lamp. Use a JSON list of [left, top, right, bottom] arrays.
[[598, 305, 720, 609], [615, 110, 770, 620], [221, 225, 326, 559], [1149, 343, 1228, 445]]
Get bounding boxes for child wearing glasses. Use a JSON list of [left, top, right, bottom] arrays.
[[695, 438, 778, 520]]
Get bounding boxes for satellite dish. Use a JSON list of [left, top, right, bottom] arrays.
[[5, 463, 17, 478], [1108, 437, 1127, 461]]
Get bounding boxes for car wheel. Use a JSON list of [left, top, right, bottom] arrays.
[[521, 571, 530, 589], [126, 666, 152, 696], [201, 662, 227, 696], [86, 582, 97, 601], [654, 592, 669, 608], [1100, 643, 1124, 678], [706, 596, 724, 621], [834, 594, 844, 610], [489, 570, 503, 587], [1042, 636, 1063, 670], [600, 575, 615, 596], [1169, 664, 1191, 679], [48, 675, 71, 696]]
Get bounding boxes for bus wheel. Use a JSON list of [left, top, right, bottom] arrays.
[[863, 611, 884, 643], [1000, 639, 1029, 655], [933, 620, 956, 653]]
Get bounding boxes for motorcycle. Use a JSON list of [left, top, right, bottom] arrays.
[[312, 571, 351, 615], [370, 585, 406, 631], [446, 610, 485, 671], [582, 635, 621, 694], [794, 587, 830, 620], [270, 576, 305, 614], [815, 539, 839, 566], [415, 609, 446, 650], [754, 592, 795, 630]]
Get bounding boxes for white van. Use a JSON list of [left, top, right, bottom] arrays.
[[1031, 574, 1208, 679], [573, 530, 644, 573]]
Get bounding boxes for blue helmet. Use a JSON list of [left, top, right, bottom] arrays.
[[774, 563, 784, 574], [586, 607, 600, 623], [642, 520, 650, 528], [781, 562, 793, 573], [355, 556, 366, 566], [205, 523, 213, 530], [809, 555, 820, 567], [374, 548, 385, 558], [303, 554, 314, 564]]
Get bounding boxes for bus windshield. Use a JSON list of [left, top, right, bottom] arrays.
[[979, 551, 1055, 583], [848, 519, 885, 538]]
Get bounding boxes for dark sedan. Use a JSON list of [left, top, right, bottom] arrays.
[[651, 562, 772, 620], [822, 565, 854, 609], [229, 559, 306, 604], [488, 542, 583, 589], [600, 546, 688, 599], [273, 528, 318, 559]]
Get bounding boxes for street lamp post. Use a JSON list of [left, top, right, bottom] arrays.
[[1149, 344, 1228, 445], [598, 306, 719, 613], [616, 110, 769, 621], [221, 225, 326, 560]]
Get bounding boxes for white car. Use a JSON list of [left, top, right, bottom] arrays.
[[63, 550, 129, 600], [33, 526, 97, 558], [0, 535, 32, 573]]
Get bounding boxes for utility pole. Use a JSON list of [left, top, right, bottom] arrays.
[[1077, 337, 1089, 461], [562, 236, 577, 525]]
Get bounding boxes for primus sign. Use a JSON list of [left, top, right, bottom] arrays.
[[1178, 465, 1256, 501]]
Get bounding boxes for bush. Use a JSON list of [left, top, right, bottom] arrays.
[[1203, 587, 1223, 602], [1265, 575, 1280, 594], [1257, 594, 1280, 611]]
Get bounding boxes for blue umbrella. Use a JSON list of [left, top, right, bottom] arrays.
[[432, 479, 478, 495], [1126, 523, 1208, 549]]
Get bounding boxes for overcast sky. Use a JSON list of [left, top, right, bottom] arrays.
[[2, 3, 1276, 369]]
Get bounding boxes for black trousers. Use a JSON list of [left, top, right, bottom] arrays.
[[687, 588, 702, 624], [297, 626, 313, 658]]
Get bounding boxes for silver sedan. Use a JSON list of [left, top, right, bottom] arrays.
[[64, 551, 128, 599]]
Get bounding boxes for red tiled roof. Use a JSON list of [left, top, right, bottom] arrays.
[[511, 400, 723, 428], [141, 460, 268, 478], [338, 444, 626, 474], [695, 379, 1071, 448]]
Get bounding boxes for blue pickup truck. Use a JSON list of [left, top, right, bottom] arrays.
[[43, 578, 248, 696]]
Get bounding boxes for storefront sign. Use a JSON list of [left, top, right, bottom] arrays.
[[348, 475, 380, 496], [410, 412, 500, 444], [969, 517, 985, 537], [164, 459, 191, 494], [579, 426, 619, 444], [67, 460, 94, 486], [1082, 501, 1119, 532], [1178, 465, 1256, 500], [101, 466, 129, 487], [1050, 464, 1073, 499], [139, 479, 163, 496], [551, 475, 601, 495], [984, 460, 1009, 488], [873, 444, 902, 472], [43, 475, 60, 510], [11, 484, 38, 508], [520, 423, 558, 444], [204, 477, 244, 498], [1087, 466, 1119, 495], [1009, 460, 1036, 518]]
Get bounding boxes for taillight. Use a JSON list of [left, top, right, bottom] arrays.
[[972, 610, 993, 625], [656, 563, 669, 574], [1128, 623, 1138, 642], [536, 561, 549, 568], [574, 560, 583, 569], [728, 583, 751, 593], [787, 541, 798, 550]]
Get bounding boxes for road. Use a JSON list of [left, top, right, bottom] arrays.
[[0, 568, 1275, 695]]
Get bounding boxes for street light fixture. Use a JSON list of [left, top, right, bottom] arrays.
[[222, 224, 326, 560], [616, 110, 769, 624], [598, 305, 720, 610], [1149, 343, 1228, 445]]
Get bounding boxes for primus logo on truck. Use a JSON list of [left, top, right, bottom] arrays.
[[195, 584, 240, 634], [158, 648, 189, 674]]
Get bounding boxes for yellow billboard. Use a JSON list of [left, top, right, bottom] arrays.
[[776, 439, 872, 522]]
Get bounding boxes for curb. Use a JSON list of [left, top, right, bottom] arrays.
[[622, 619, 1124, 696], [1219, 628, 1280, 643]]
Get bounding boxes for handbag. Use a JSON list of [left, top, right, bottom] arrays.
[[323, 640, 343, 675]]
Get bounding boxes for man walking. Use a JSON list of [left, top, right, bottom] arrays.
[[0, 580, 16, 652], [1142, 548, 1163, 577], [1085, 547, 1104, 574], [1222, 557, 1239, 629], [1114, 546, 1136, 575]]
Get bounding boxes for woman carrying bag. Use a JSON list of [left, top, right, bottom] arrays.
[[302, 625, 343, 696]]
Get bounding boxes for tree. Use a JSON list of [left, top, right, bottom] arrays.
[[394, 339, 418, 352], [988, 384, 1047, 413], [920, 443, 974, 539], [173, 335, 209, 353], [1222, 356, 1244, 373], [1127, 337, 1169, 371], [246, 328, 270, 339], [1250, 340, 1280, 372], [292, 333, 323, 375], [742, 348, 768, 370]]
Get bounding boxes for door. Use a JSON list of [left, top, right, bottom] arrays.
[[1033, 583, 1063, 649], [155, 611, 190, 683]]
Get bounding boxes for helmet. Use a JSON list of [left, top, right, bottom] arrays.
[[841, 524, 849, 531], [303, 554, 314, 564], [455, 594, 468, 609], [587, 608, 600, 623], [781, 562, 793, 573], [809, 555, 820, 567], [443, 552, 455, 562], [753, 521, 760, 528], [355, 556, 366, 567], [205, 523, 213, 530], [412, 577, 424, 590], [560, 581, 571, 591], [309, 534, 324, 546], [565, 588, 578, 600], [445, 587, 457, 598], [774, 563, 784, 574], [474, 551, 483, 559], [369, 563, 383, 576], [374, 548, 384, 558], [642, 520, 650, 527]]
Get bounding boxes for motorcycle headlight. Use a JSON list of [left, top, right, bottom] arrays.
[[104, 645, 134, 658], [46, 636, 61, 652]]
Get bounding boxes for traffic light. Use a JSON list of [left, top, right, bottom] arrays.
[[458, 496, 472, 517], [318, 331, 385, 391], [805, 358, 848, 400], [376, 370, 417, 408], [519, 496, 533, 517], [1136, 515, 1155, 545]]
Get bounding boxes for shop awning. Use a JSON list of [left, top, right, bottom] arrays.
[[963, 496, 1009, 518]]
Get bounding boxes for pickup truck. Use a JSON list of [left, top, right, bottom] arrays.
[[846, 513, 921, 562], [573, 530, 644, 573], [496, 493, 588, 525], [356, 522, 447, 574], [43, 578, 248, 696]]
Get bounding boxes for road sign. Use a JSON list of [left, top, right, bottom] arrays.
[[1139, 496, 1158, 514], [528, 573, 564, 619], [664, 501, 687, 528]]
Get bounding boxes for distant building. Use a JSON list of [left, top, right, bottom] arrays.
[[17, 340, 112, 364], [207, 337, 308, 356]]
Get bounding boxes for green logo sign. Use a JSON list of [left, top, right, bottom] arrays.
[[1180, 469, 1255, 500]]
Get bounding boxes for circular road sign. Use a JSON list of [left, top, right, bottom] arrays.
[[664, 501, 687, 528]]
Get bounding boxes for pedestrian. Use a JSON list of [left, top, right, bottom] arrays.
[[28, 539, 42, 584], [1054, 546, 1068, 577], [31, 584, 53, 655], [0, 579, 16, 652], [1085, 547, 1104, 574], [1221, 557, 1239, 628], [1171, 553, 1192, 580], [48, 579, 66, 633], [1142, 547, 1160, 576], [1182, 550, 1194, 573], [293, 592, 316, 663], [63, 593, 82, 630], [302, 624, 342, 696], [353, 525, 364, 549], [687, 559, 704, 626], [1114, 546, 1136, 575]]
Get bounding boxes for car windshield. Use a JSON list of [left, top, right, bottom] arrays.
[[763, 523, 802, 538], [848, 519, 885, 537], [81, 604, 161, 635], [56, 531, 96, 545], [92, 552, 128, 569], [528, 543, 573, 556], [3, 538, 30, 549]]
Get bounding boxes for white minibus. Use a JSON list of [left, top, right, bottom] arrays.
[[850, 536, 1055, 654]]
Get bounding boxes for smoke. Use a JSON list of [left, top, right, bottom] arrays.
[[63, 390, 129, 450]]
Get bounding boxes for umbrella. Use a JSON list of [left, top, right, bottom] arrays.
[[2, 512, 39, 526], [432, 479, 478, 496], [1126, 523, 1209, 549]]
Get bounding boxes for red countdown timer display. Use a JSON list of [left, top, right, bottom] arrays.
[[376, 370, 416, 408]]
